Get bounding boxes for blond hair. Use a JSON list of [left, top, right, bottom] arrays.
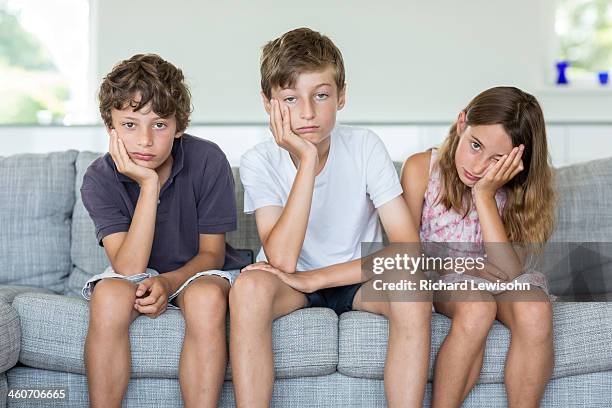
[[260, 27, 345, 99]]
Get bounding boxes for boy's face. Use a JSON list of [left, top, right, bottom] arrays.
[[108, 95, 183, 171], [263, 66, 346, 145]]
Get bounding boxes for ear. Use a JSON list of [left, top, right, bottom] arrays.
[[105, 125, 115, 137], [337, 83, 346, 111], [174, 130, 184, 139], [261, 91, 272, 115], [456, 111, 467, 135]]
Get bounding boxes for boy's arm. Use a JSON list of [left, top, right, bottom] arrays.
[[290, 152, 431, 290], [255, 154, 317, 271], [313, 195, 421, 289], [133, 233, 225, 316], [255, 100, 319, 272], [156, 233, 226, 293], [248, 152, 430, 293], [101, 131, 160, 276], [250, 196, 422, 293]]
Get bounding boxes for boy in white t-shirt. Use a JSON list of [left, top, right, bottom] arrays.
[[231, 27, 432, 407]]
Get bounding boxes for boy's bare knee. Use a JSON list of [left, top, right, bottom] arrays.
[[89, 279, 137, 328], [182, 280, 229, 325], [230, 270, 278, 308]]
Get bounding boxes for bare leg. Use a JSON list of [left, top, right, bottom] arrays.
[[175, 275, 231, 408], [84, 279, 140, 408], [495, 289, 553, 408], [352, 272, 432, 408], [228, 270, 308, 408], [432, 291, 496, 408]]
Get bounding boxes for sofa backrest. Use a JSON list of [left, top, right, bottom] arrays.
[[545, 157, 612, 297], [0, 151, 78, 293], [1, 148, 610, 297]]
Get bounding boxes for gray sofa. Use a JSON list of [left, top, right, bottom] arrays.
[[1, 149, 611, 407]]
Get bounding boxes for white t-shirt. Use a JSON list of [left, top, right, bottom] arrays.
[[239, 125, 402, 272]]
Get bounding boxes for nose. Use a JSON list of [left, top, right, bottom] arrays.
[[472, 157, 491, 176], [300, 100, 315, 121], [136, 128, 153, 147]]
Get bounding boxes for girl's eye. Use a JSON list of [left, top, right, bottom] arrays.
[[122, 122, 135, 129], [470, 141, 481, 151], [315, 93, 329, 100], [284, 96, 297, 104], [154, 122, 167, 129]]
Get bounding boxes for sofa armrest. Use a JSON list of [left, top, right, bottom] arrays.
[[0, 302, 20, 374]]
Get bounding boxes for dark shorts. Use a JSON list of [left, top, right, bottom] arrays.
[[305, 283, 362, 315]]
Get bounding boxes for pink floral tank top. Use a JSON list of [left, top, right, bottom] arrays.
[[419, 148, 507, 245]]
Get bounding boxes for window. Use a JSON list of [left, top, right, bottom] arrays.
[[556, 0, 612, 86], [0, 0, 91, 124]]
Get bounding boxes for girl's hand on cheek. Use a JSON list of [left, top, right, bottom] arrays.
[[472, 145, 524, 198], [473, 145, 524, 199]]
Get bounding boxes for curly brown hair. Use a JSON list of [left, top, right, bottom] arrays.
[[99, 54, 192, 132], [436, 86, 556, 246], [260, 27, 345, 99]]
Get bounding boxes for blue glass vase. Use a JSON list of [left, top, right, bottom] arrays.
[[556, 61, 570, 85], [598, 71, 609, 85]]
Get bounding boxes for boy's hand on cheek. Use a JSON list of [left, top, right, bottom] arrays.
[[108, 129, 159, 188], [269, 99, 318, 165]]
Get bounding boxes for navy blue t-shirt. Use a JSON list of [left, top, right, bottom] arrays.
[[81, 134, 247, 272]]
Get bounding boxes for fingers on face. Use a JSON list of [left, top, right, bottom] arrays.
[[282, 104, 292, 135], [504, 146, 524, 179]]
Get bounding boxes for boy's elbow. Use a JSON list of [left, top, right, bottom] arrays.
[[265, 252, 298, 273], [110, 262, 146, 276]]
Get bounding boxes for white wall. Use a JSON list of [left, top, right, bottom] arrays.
[[94, 0, 612, 123]]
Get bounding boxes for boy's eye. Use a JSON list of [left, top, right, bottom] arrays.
[[283, 96, 297, 104], [154, 122, 167, 129], [470, 141, 481, 151], [122, 122, 135, 129], [315, 93, 329, 100]]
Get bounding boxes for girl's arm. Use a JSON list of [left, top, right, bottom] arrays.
[[473, 145, 526, 280], [400, 150, 431, 228]]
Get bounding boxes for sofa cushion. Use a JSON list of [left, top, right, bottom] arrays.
[[66, 152, 109, 297], [337, 302, 612, 382], [0, 151, 77, 293], [0, 302, 20, 374], [13, 293, 338, 379], [0, 284, 54, 304], [0, 372, 6, 406]]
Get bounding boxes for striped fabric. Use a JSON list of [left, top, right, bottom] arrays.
[[12, 293, 337, 380], [6, 367, 612, 407], [0, 151, 77, 293], [338, 302, 612, 382]]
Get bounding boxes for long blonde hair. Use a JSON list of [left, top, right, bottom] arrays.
[[436, 86, 556, 246]]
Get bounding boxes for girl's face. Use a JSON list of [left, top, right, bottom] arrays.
[[454, 114, 514, 187]]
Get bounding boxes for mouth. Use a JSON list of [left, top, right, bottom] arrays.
[[295, 126, 320, 134], [463, 169, 480, 183], [131, 152, 156, 161]]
